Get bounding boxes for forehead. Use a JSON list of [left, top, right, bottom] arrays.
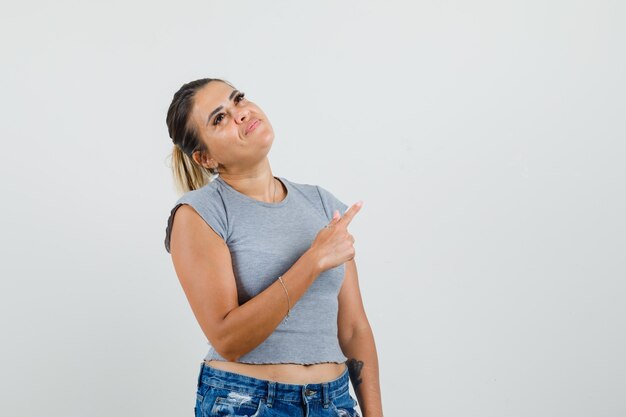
[[191, 81, 235, 126]]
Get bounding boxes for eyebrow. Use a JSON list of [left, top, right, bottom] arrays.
[[206, 89, 241, 126]]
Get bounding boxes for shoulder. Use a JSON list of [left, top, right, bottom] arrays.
[[171, 179, 229, 220], [165, 179, 228, 253], [281, 177, 319, 198], [281, 176, 336, 196], [175, 179, 222, 206], [283, 177, 348, 219], [282, 177, 337, 206]]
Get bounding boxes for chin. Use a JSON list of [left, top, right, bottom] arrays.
[[258, 131, 275, 146]]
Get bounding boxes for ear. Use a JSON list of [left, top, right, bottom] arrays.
[[192, 150, 217, 170]]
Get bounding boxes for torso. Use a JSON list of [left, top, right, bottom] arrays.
[[204, 177, 346, 384], [205, 360, 347, 384]]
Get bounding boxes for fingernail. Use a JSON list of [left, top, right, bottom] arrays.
[[356, 200, 363, 207]]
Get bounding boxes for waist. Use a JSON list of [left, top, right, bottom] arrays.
[[204, 359, 347, 385]]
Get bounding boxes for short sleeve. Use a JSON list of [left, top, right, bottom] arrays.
[[164, 190, 229, 254], [315, 185, 349, 222]]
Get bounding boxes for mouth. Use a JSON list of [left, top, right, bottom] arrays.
[[245, 119, 260, 135]]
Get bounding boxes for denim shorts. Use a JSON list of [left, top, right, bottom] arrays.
[[194, 361, 360, 417]]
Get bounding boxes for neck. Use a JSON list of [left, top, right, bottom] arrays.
[[219, 171, 283, 204]]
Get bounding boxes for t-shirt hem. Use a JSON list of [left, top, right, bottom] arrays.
[[205, 358, 348, 365], [203, 348, 349, 365]]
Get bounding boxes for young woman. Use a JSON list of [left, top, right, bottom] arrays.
[[164, 78, 383, 417]]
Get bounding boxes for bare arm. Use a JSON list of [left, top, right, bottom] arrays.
[[169, 204, 322, 361], [338, 258, 384, 417]]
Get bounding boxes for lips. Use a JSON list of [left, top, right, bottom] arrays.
[[245, 119, 260, 135]]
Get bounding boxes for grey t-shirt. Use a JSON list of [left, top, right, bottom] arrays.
[[164, 175, 349, 364]]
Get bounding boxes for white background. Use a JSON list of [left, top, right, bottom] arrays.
[[2, 1, 625, 416]]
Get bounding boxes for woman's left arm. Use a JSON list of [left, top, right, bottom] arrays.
[[337, 258, 384, 417]]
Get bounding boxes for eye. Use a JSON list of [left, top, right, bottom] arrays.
[[213, 92, 246, 126]]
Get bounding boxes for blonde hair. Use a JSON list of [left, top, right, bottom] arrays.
[[169, 145, 214, 194], [165, 77, 234, 194]]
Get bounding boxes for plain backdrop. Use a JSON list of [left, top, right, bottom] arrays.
[[1, 1, 625, 416]]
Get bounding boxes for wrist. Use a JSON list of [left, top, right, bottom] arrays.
[[303, 248, 324, 277]]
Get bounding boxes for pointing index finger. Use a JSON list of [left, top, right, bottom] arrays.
[[337, 201, 363, 227]]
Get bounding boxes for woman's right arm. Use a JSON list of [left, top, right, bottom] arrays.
[[169, 202, 361, 362]]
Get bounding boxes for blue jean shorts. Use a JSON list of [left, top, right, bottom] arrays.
[[194, 361, 360, 417]]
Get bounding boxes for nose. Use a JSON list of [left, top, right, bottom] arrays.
[[235, 107, 250, 124]]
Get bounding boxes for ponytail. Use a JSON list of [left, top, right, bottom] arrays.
[[170, 145, 213, 194]]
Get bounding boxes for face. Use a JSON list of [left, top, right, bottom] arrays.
[[189, 81, 274, 173]]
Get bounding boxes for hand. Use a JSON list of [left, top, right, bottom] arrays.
[[309, 201, 363, 273]]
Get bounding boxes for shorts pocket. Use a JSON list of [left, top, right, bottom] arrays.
[[330, 390, 360, 417], [195, 385, 223, 417], [210, 390, 266, 417]]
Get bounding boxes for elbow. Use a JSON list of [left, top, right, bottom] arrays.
[[210, 340, 240, 362], [212, 328, 242, 362], [217, 347, 241, 363], [217, 344, 241, 362], [339, 321, 372, 347], [224, 353, 241, 362], [207, 312, 252, 362]]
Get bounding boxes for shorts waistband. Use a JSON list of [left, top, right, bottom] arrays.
[[197, 361, 350, 406]]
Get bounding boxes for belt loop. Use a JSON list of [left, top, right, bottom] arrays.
[[266, 381, 276, 408], [196, 361, 204, 389], [322, 382, 330, 408]]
